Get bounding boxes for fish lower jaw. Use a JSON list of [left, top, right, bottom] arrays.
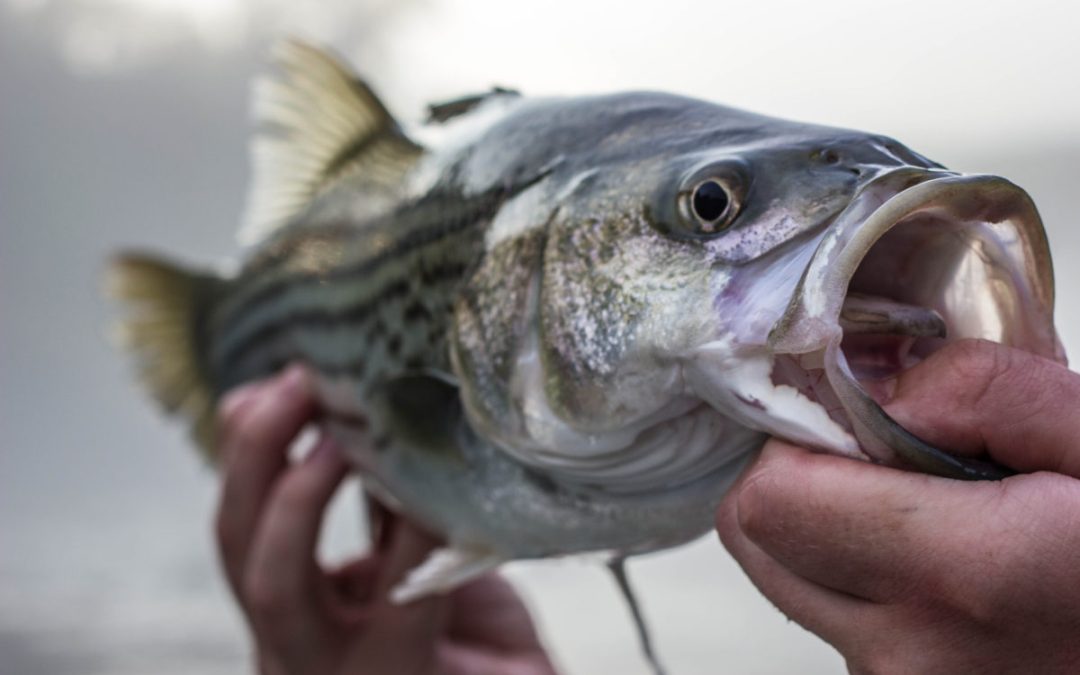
[[685, 345, 863, 460]]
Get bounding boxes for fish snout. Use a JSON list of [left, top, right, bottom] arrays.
[[811, 136, 947, 180]]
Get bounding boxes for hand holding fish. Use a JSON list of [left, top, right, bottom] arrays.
[[214, 367, 557, 675], [718, 339, 1080, 673]]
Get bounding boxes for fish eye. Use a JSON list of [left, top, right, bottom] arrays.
[[676, 173, 743, 236], [647, 160, 749, 241], [690, 180, 732, 227]]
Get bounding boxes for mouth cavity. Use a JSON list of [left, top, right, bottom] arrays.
[[772, 169, 1058, 480]]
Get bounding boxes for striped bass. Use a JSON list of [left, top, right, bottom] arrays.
[[109, 41, 1061, 670]]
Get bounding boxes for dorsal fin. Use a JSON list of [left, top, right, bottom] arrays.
[[240, 40, 424, 244]]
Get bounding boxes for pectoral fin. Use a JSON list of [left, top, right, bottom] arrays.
[[390, 547, 503, 604]]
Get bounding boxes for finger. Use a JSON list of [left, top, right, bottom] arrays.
[[446, 574, 545, 652], [882, 339, 1080, 476], [373, 517, 443, 600], [727, 439, 1004, 604], [716, 475, 877, 652], [215, 365, 316, 597], [244, 435, 349, 641], [327, 556, 381, 610], [360, 519, 449, 668], [366, 495, 394, 553], [321, 510, 431, 624]]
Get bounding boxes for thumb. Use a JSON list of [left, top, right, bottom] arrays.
[[883, 339, 1080, 477]]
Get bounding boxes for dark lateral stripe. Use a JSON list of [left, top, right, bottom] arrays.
[[215, 187, 505, 338], [225, 337, 436, 394], [212, 258, 468, 373], [212, 166, 555, 386]]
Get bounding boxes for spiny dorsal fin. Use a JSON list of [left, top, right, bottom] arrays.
[[240, 40, 424, 244], [426, 86, 520, 123], [107, 253, 224, 460]]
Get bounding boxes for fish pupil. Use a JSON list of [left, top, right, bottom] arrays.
[[692, 180, 729, 223]]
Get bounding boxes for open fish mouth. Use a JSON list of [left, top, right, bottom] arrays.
[[770, 168, 1060, 478]]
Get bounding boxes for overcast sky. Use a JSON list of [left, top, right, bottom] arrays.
[[8, 0, 1080, 150]]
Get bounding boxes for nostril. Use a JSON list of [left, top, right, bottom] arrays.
[[813, 148, 863, 176]]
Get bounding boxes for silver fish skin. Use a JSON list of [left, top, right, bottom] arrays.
[[110, 41, 1061, 602]]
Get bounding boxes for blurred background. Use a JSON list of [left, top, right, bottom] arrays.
[[1, 1, 1077, 673]]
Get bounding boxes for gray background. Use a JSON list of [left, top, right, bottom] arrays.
[[2, 1, 1078, 673]]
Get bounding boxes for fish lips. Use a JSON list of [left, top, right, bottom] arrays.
[[768, 168, 1062, 474]]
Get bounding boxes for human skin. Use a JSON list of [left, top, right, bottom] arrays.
[[717, 339, 1080, 674], [214, 365, 558, 675]]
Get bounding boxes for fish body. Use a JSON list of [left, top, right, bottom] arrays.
[[111, 42, 1061, 603]]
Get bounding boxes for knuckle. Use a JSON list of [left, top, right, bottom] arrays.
[[216, 416, 258, 465], [944, 573, 1009, 629], [216, 390, 267, 452], [215, 402, 243, 446], [243, 571, 289, 618], [227, 405, 272, 454], [274, 473, 316, 512]]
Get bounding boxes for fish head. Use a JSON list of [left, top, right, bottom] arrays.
[[452, 95, 1060, 490]]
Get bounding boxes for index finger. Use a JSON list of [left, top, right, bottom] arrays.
[[215, 365, 317, 597], [883, 339, 1080, 477]]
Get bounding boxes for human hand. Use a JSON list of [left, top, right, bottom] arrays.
[[717, 340, 1080, 674], [214, 366, 558, 675]]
